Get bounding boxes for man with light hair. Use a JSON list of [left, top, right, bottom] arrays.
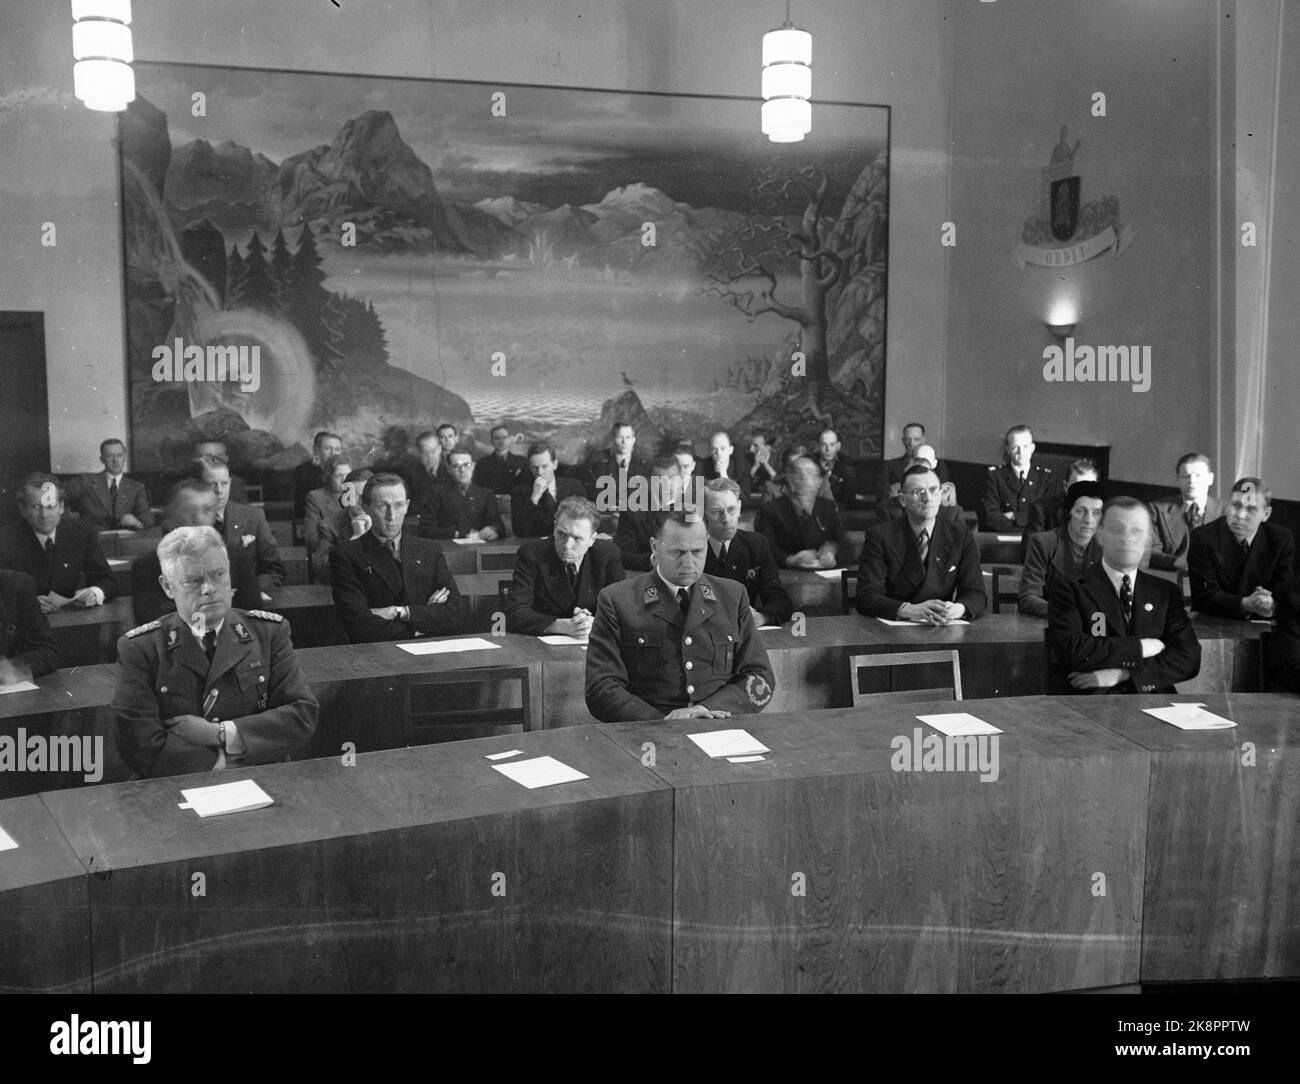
[[980, 424, 1059, 531], [1189, 477, 1295, 619], [755, 456, 847, 569], [113, 525, 318, 778], [702, 478, 792, 626], [505, 496, 625, 636]]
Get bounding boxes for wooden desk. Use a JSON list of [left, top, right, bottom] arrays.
[[96, 527, 161, 557], [296, 635, 550, 752], [1055, 692, 1300, 982], [39, 726, 672, 993], [0, 795, 92, 992], [47, 597, 135, 666], [454, 572, 513, 632], [780, 569, 851, 617], [601, 696, 1147, 993], [0, 665, 128, 798], [265, 584, 345, 647]]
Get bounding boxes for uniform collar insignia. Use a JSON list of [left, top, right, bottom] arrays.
[[644, 584, 659, 604], [166, 627, 180, 651], [233, 621, 252, 641], [698, 581, 715, 601]]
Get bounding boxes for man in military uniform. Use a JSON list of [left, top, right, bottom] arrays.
[[979, 424, 1060, 531], [585, 511, 775, 722], [113, 525, 318, 779]]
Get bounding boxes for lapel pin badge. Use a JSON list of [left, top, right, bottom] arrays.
[[1144, 602, 1154, 611]]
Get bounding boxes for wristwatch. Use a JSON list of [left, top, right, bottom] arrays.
[[216, 721, 227, 750]]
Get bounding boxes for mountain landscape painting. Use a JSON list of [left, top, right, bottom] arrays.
[[119, 64, 889, 472]]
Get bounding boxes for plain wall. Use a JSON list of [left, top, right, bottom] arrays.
[[0, 0, 952, 472]]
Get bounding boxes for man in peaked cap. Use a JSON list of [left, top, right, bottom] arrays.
[[585, 510, 775, 722], [113, 525, 318, 778]]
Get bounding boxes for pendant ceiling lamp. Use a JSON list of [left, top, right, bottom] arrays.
[[72, 0, 135, 112], [761, 2, 811, 143]]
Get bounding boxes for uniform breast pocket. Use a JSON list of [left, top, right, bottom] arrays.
[[236, 663, 268, 710], [712, 631, 738, 671], [621, 632, 662, 673]]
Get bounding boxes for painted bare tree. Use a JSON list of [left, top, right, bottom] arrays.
[[693, 153, 888, 452]]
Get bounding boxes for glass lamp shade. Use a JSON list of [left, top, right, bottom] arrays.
[[762, 26, 811, 67], [73, 58, 135, 111], [761, 61, 812, 101], [71, 0, 132, 24], [761, 98, 811, 143], [72, 20, 133, 62]]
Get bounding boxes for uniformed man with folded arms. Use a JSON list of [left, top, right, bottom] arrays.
[[585, 510, 775, 722], [113, 525, 318, 778]]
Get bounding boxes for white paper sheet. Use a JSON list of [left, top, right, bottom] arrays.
[[450, 537, 486, 545], [492, 755, 588, 789], [814, 568, 848, 579], [177, 779, 274, 817], [108, 558, 130, 569], [1142, 703, 1237, 730], [916, 712, 1003, 736], [0, 825, 17, 852], [995, 534, 1022, 543], [0, 681, 40, 695], [758, 625, 781, 631], [485, 749, 523, 760], [687, 729, 770, 758], [877, 618, 970, 627], [396, 637, 500, 655], [726, 755, 766, 763], [538, 635, 588, 646]]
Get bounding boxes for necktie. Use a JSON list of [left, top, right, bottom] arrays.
[[565, 562, 578, 593], [1241, 538, 1251, 559], [719, 541, 728, 566], [1119, 574, 1133, 629], [677, 587, 691, 618], [388, 538, 401, 567], [109, 476, 118, 512], [44, 537, 55, 564], [202, 630, 217, 663], [917, 528, 929, 566], [1185, 504, 1200, 531], [214, 518, 224, 536]]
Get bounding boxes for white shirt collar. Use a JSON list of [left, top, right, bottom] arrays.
[[187, 617, 225, 643], [1100, 559, 1138, 594], [32, 526, 55, 546], [655, 566, 692, 598], [104, 470, 124, 482]]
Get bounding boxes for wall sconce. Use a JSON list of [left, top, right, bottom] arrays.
[[761, 4, 811, 143], [72, 0, 135, 112], [1046, 300, 1077, 344]]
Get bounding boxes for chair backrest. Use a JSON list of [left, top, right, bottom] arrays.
[[840, 567, 859, 615], [984, 564, 1022, 614], [402, 665, 532, 744], [849, 649, 963, 706]]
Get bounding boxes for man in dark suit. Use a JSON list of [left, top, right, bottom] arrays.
[[615, 456, 691, 572], [743, 430, 780, 495], [877, 444, 960, 523], [583, 422, 650, 504], [980, 424, 1059, 531], [1018, 481, 1104, 619], [876, 423, 949, 505], [474, 424, 530, 495], [585, 512, 775, 722], [1025, 458, 1099, 536], [113, 525, 318, 779], [292, 430, 343, 522], [1267, 576, 1300, 693], [856, 465, 986, 622], [756, 457, 848, 569], [67, 438, 154, 530], [1048, 497, 1200, 694], [329, 473, 467, 643], [511, 442, 585, 538], [194, 440, 250, 504], [197, 457, 284, 596], [699, 431, 741, 483], [1149, 452, 1224, 571], [417, 449, 506, 540], [505, 496, 624, 636], [0, 569, 60, 683], [702, 478, 792, 626], [130, 479, 261, 625], [816, 429, 860, 509], [1189, 477, 1294, 619], [0, 473, 118, 612]]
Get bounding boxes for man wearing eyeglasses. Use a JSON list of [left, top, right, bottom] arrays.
[[329, 473, 466, 642], [113, 525, 318, 779], [856, 465, 986, 623]]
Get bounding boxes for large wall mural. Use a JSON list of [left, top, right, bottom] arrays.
[[119, 64, 888, 473]]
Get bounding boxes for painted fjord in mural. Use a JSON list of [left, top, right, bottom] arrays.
[[119, 64, 888, 472]]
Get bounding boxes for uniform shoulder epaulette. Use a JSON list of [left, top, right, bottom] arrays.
[[245, 609, 284, 622], [124, 619, 161, 638]]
